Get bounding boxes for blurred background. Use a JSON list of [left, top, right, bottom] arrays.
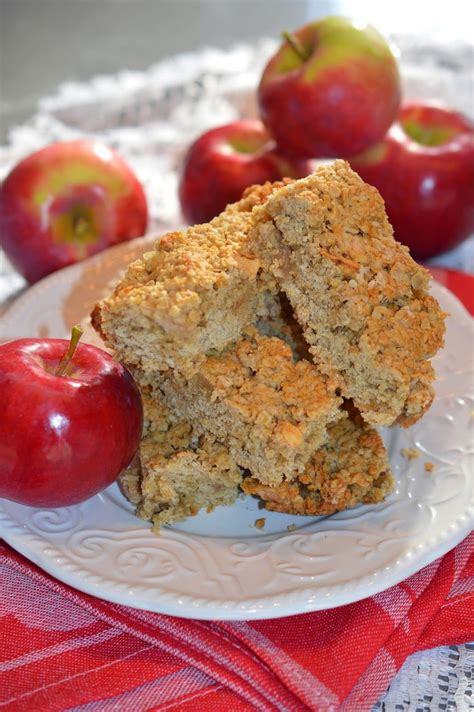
[[0, 0, 473, 296], [1, 0, 473, 142]]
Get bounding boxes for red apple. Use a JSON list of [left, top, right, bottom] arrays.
[[178, 120, 311, 224], [0, 328, 143, 508], [258, 16, 401, 158], [349, 101, 474, 259], [0, 140, 148, 283]]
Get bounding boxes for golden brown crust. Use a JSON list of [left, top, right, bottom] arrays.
[[92, 180, 292, 376], [241, 408, 393, 515], [118, 454, 142, 505], [250, 160, 446, 427], [89, 303, 104, 342]]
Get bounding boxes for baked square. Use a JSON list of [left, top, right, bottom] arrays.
[[157, 329, 344, 485], [92, 180, 291, 376], [119, 390, 242, 531], [250, 160, 446, 427], [242, 405, 393, 515]]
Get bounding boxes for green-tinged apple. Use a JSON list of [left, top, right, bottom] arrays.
[[258, 16, 401, 158], [0, 327, 143, 508], [178, 120, 311, 224], [349, 101, 474, 259], [0, 140, 148, 283]]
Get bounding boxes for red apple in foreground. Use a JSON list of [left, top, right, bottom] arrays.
[[0, 328, 143, 508], [178, 120, 311, 224], [0, 140, 148, 283], [258, 16, 401, 158], [349, 101, 474, 259]]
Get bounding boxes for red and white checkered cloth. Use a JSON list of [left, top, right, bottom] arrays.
[[1, 270, 473, 711], [1, 535, 473, 711]]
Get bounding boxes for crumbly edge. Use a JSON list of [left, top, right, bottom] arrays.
[[250, 160, 446, 427], [241, 406, 393, 515], [118, 390, 242, 532], [92, 180, 292, 376], [156, 329, 344, 485]]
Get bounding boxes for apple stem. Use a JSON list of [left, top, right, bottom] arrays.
[[282, 31, 309, 62], [73, 215, 89, 238], [56, 325, 83, 377]]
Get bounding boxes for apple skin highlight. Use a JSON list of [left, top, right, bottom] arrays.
[[178, 120, 311, 224], [349, 102, 474, 259], [0, 140, 148, 283], [0, 338, 143, 508], [258, 16, 401, 158]]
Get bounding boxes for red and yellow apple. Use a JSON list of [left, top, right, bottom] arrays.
[[0, 140, 148, 283], [0, 328, 143, 508], [349, 101, 474, 259], [258, 16, 401, 158], [178, 120, 311, 224]]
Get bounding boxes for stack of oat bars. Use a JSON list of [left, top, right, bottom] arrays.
[[92, 161, 446, 533]]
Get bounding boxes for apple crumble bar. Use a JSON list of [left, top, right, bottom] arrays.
[[242, 407, 393, 515], [156, 329, 344, 485], [119, 390, 242, 531], [92, 180, 291, 376], [250, 160, 446, 427]]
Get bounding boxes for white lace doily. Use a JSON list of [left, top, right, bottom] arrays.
[[0, 35, 473, 708], [375, 643, 474, 711], [0, 33, 473, 308]]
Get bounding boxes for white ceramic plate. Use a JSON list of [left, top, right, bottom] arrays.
[[0, 241, 473, 620]]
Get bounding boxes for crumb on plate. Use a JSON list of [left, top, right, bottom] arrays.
[[401, 447, 420, 460]]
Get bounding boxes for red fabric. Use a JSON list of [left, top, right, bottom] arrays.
[[1, 269, 473, 711], [1, 536, 473, 711], [427, 267, 474, 316]]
